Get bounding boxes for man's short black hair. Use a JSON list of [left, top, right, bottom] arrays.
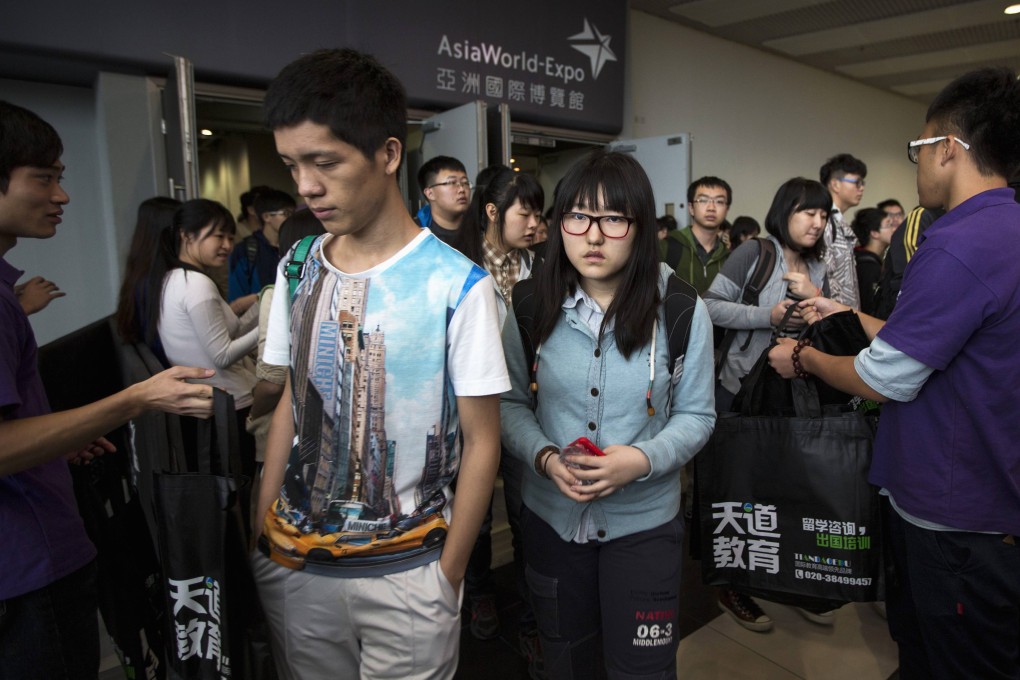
[[264, 49, 407, 164], [877, 199, 903, 213], [687, 176, 732, 204], [850, 207, 885, 247], [253, 189, 296, 226], [0, 100, 63, 193], [926, 67, 1020, 180], [240, 185, 273, 214], [418, 156, 467, 195], [820, 154, 867, 186]]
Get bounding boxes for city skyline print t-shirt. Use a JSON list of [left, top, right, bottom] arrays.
[[261, 230, 508, 575]]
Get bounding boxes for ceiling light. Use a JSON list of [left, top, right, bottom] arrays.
[[1006, 4, 1020, 14], [200, 128, 213, 137]]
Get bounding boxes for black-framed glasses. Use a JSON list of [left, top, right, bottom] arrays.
[[264, 209, 295, 218], [692, 197, 729, 207], [428, 178, 473, 190], [560, 212, 635, 239], [907, 136, 970, 164], [837, 177, 866, 188]]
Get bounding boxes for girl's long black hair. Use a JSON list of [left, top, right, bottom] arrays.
[[142, 198, 234, 347], [114, 197, 180, 343], [533, 150, 661, 358]]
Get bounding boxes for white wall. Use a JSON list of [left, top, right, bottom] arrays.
[[3, 79, 112, 346], [624, 10, 927, 224], [4, 74, 165, 345]]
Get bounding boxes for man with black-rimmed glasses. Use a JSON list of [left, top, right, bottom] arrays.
[[414, 155, 472, 248], [663, 176, 732, 295]]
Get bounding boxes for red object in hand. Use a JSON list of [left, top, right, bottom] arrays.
[[568, 437, 605, 457]]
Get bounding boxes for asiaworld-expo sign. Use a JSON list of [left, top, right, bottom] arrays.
[[349, 1, 627, 134]]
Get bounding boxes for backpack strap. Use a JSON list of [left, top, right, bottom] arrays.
[[510, 278, 540, 410], [245, 234, 259, 263], [662, 273, 698, 380], [285, 234, 320, 301], [741, 238, 777, 307], [243, 234, 259, 290], [664, 236, 683, 270], [714, 239, 777, 376]]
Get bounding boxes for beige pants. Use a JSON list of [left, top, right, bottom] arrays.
[[252, 553, 462, 680]]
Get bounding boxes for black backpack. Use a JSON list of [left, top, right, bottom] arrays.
[[511, 273, 699, 410]]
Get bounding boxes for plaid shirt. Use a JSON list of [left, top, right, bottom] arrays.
[[482, 239, 522, 305]]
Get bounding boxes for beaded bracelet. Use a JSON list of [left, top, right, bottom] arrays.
[[791, 337, 812, 379], [534, 446, 558, 479]]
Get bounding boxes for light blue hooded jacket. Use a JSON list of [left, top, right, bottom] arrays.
[[500, 264, 716, 542]]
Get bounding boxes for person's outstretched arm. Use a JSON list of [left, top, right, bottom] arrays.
[[0, 366, 214, 475]]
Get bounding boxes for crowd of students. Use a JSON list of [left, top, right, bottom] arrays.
[[1, 47, 1019, 680]]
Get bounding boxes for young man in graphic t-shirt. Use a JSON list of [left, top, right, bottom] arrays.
[[252, 50, 508, 680]]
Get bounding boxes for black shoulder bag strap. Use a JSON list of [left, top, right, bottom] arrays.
[[244, 235, 259, 290], [511, 278, 540, 410], [664, 237, 683, 270], [714, 238, 778, 377]]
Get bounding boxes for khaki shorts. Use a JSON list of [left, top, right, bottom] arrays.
[[252, 553, 462, 680]]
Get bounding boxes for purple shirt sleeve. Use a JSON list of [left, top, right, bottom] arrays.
[[878, 246, 993, 371]]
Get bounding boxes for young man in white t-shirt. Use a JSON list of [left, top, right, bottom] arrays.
[[252, 49, 508, 680]]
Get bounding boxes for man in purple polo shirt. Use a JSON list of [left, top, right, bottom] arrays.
[[0, 100, 217, 680], [768, 68, 1020, 679]]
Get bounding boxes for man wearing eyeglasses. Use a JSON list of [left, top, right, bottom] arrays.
[[819, 153, 867, 309], [228, 187, 296, 301], [415, 156, 472, 247], [662, 176, 732, 295], [770, 68, 1020, 680]]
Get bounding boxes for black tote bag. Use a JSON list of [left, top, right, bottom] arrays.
[[152, 389, 276, 680], [699, 311, 884, 608]]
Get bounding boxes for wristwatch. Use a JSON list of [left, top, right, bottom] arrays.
[[534, 445, 559, 478]]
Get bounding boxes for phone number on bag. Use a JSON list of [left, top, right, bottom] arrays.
[[795, 569, 871, 586]]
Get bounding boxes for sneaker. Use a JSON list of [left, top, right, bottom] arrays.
[[796, 607, 836, 625], [469, 594, 500, 640], [718, 589, 773, 632], [518, 626, 547, 680]]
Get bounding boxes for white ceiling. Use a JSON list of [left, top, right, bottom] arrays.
[[630, 0, 1020, 104]]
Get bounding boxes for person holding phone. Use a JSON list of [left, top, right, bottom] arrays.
[[500, 150, 716, 679]]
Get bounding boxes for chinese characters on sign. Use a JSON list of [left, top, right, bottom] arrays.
[[436, 67, 587, 111], [711, 502, 781, 574], [169, 575, 230, 677], [802, 516, 872, 550], [430, 18, 617, 116]]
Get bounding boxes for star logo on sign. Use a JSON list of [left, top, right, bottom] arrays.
[[568, 18, 617, 79]]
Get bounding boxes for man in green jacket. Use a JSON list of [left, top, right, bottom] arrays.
[[663, 176, 732, 294]]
